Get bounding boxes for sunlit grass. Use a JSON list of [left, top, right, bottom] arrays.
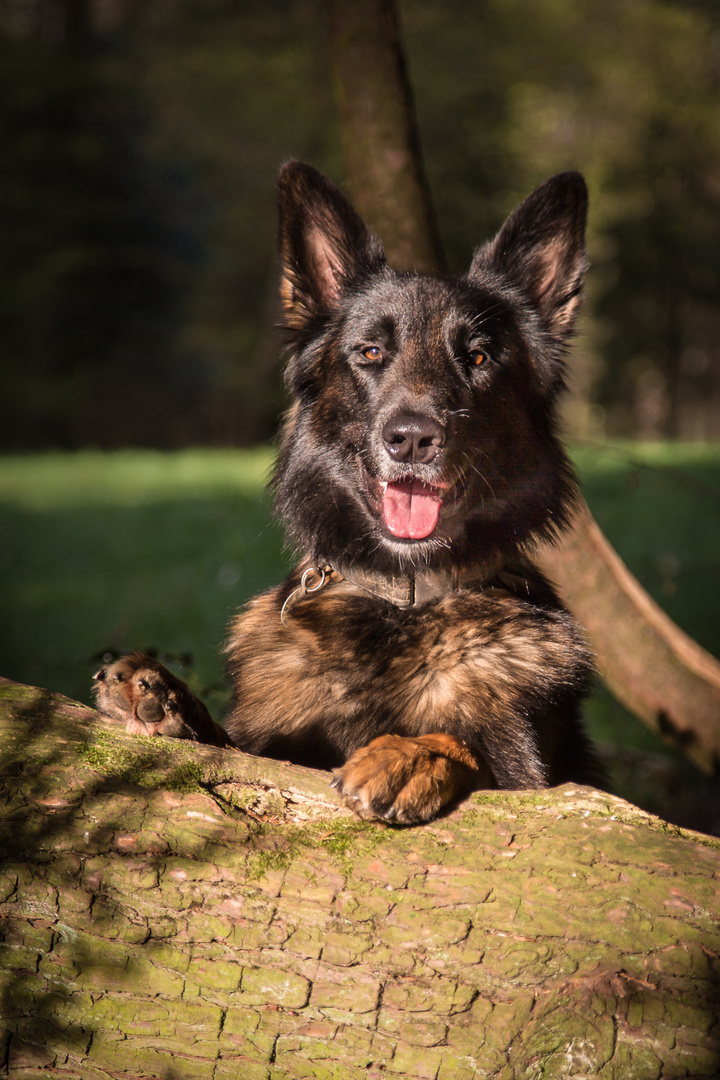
[[0, 448, 285, 712], [0, 447, 276, 508]]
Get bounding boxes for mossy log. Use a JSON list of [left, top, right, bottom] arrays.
[[1, 675, 719, 1080]]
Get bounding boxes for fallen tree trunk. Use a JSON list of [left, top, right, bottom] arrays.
[[1, 676, 719, 1079]]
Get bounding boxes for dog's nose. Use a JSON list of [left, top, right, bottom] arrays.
[[382, 413, 445, 464]]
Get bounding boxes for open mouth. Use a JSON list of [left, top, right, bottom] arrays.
[[358, 460, 451, 540]]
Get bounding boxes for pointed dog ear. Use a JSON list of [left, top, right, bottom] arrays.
[[277, 161, 386, 332], [471, 172, 588, 340]]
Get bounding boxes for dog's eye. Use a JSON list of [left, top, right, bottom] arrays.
[[361, 346, 383, 363], [469, 349, 486, 367]]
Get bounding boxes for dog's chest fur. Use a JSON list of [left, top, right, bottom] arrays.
[[224, 571, 593, 788]]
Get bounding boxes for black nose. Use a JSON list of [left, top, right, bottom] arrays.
[[382, 413, 445, 464]]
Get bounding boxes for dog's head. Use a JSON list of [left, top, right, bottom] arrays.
[[272, 162, 587, 574]]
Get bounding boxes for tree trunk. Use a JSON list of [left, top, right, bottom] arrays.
[[1, 677, 719, 1079], [328, 0, 444, 274], [327, 0, 720, 772], [536, 500, 720, 775]]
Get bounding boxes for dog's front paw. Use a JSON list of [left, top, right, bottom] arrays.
[[93, 652, 234, 749], [331, 733, 486, 824]]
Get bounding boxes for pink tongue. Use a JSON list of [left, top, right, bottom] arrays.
[[382, 480, 443, 539]]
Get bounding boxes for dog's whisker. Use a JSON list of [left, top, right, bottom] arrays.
[[468, 301, 504, 330]]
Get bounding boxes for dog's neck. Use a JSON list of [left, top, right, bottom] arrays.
[[280, 553, 540, 624], [325, 554, 506, 607]]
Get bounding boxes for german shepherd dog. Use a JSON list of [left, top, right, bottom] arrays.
[[93, 162, 604, 823]]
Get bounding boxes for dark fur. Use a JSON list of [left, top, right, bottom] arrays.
[[94, 162, 604, 823]]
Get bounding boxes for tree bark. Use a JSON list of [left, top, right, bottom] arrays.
[[327, 0, 720, 773], [1, 677, 719, 1079]]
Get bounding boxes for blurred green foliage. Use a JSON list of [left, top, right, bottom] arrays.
[[404, 0, 720, 439], [1, 0, 720, 447]]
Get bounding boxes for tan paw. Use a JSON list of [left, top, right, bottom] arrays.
[[331, 733, 487, 824], [93, 652, 234, 749]]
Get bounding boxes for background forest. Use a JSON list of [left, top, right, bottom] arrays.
[[2, 0, 720, 450]]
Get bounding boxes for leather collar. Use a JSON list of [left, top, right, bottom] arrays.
[[279, 553, 530, 623], [324, 553, 506, 608]]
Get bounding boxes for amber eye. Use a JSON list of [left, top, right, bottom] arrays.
[[469, 349, 486, 366], [361, 346, 383, 362]]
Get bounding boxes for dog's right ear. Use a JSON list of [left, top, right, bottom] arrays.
[[277, 162, 386, 332]]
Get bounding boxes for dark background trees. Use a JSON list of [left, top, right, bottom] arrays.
[[2, 0, 720, 449]]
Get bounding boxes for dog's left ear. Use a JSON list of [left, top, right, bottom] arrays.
[[277, 161, 386, 333], [471, 172, 588, 340]]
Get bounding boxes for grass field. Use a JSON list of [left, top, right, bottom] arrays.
[[2, 442, 719, 831]]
